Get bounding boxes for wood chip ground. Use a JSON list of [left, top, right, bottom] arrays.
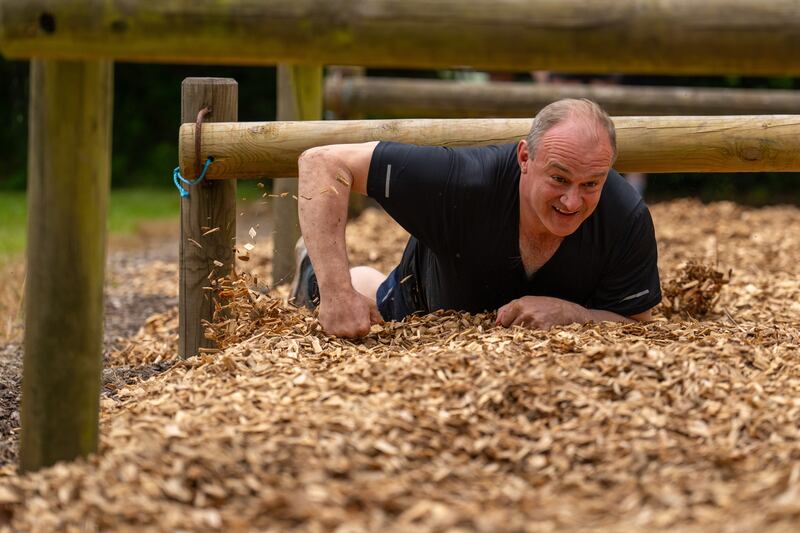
[[2, 199, 800, 532]]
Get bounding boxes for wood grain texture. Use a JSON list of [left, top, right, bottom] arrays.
[[20, 58, 113, 472], [272, 65, 323, 286], [179, 115, 800, 178], [179, 78, 237, 359], [325, 77, 800, 119], [2, 0, 800, 74]]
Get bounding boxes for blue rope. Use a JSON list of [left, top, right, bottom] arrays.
[[173, 157, 213, 198]]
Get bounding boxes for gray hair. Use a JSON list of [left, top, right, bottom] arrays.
[[526, 99, 617, 163]]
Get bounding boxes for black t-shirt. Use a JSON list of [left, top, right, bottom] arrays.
[[366, 141, 661, 317]]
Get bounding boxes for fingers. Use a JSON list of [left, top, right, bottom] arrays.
[[511, 314, 530, 328], [498, 299, 541, 329], [322, 314, 370, 338], [318, 302, 370, 339], [369, 303, 383, 325], [318, 290, 381, 338], [496, 300, 519, 327]]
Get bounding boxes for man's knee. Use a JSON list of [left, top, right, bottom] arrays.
[[350, 266, 387, 300]]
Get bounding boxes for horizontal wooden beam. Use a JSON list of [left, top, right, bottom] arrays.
[[3, 1, 800, 74], [178, 116, 800, 179], [326, 77, 800, 118]]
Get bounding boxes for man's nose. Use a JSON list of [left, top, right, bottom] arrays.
[[561, 187, 582, 211]]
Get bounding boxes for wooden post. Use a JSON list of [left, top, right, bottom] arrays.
[[325, 67, 367, 120], [272, 65, 322, 286], [326, 67, 369, 218], [20, 58, 113, 472], [179, 78, 237, 359]]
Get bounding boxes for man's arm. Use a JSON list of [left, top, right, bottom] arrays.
[[297, 142, 379, 337], [496, 295, 652, 329]]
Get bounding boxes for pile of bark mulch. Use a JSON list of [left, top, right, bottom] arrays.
[[0, 245, 183, 467], [2, 199, 800, 531]]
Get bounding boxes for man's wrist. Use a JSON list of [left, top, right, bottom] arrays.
[[314, 263, 354, 297], [319, 279, 356, 300], [561, 299, 591, 324]]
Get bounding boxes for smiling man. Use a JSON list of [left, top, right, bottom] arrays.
[[293, 99, 661, 338]]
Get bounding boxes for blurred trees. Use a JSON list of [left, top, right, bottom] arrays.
[[0, 59, 28, 190], [0, 59, 276, 190]]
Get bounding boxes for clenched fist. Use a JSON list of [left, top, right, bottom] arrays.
[[318, 288, 383, 338]]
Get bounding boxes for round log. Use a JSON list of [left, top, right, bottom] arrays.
[[178, 116, 800, 179], [325, 77, 800, 118], [3, 0, 800, 74]]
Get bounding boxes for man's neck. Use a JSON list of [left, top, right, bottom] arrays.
[[519, 206, 559, 244], [518, 218, 562, 277]]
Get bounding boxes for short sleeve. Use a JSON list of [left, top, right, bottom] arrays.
[[366, 141, 486, 256], [589, 204, 662, 316]]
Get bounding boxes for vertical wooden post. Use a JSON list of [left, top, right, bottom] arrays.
[[325, 66, 367, 120], [272, 65, 322, 285], [324, 66, 368, 218], [179, 78, 237, 359], [20, 59, 113, 472]]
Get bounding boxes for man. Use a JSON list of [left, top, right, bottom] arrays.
[[293, 99, 661, 338]]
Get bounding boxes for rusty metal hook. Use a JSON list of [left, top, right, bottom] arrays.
[[195, 106, 212, 178]]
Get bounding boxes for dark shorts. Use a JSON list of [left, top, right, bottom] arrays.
[[376, 268, 421, 322]]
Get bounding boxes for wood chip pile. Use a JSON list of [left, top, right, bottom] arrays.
[[0, 261, 25, 345], [661, 261, 730, 319], [2, 199, 800, 532]]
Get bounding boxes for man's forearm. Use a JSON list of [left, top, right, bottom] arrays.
[[580, 307, 635, 325], [497, 295, 645, 329], [297, 148, 354, 294], [561, 299, 636, 325]]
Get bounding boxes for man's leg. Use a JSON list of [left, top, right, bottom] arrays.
[[350, 266, 386, 315], [291, 237, 387, 311]]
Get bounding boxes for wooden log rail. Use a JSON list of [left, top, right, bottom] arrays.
[[179, 116, 800, 180], [3, 0, 800, 75], [325, 77, 800, 119]]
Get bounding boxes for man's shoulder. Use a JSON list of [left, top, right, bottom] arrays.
[[468, 143, 518, 167], [453, 144, 519, 191], [373, 141, 516, 165], [597, 169, 648, 221], [579, 169, 653, 248]]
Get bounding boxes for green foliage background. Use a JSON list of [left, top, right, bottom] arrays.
[[0, 59, 277, 190], [1, 59, 799, 203]]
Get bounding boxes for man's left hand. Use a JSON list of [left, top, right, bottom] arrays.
[[496, 296, 585, 329]]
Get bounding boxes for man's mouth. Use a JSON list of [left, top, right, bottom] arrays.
[[552, 205, 579, 216]]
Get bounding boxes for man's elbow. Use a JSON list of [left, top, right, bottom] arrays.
[[298, 146, 329, 175], [299, 146, 351, 183]]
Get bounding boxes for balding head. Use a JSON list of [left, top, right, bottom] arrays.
[[526, 99, 617, 164]]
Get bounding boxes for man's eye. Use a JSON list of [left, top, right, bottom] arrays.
[[551, 175, 566, 183], [583, 181, 598, 188]]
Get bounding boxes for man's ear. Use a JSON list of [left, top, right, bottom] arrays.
[[516, 139, 530, 173]]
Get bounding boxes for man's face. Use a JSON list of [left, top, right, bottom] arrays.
[[518, 119, 614, 238]]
